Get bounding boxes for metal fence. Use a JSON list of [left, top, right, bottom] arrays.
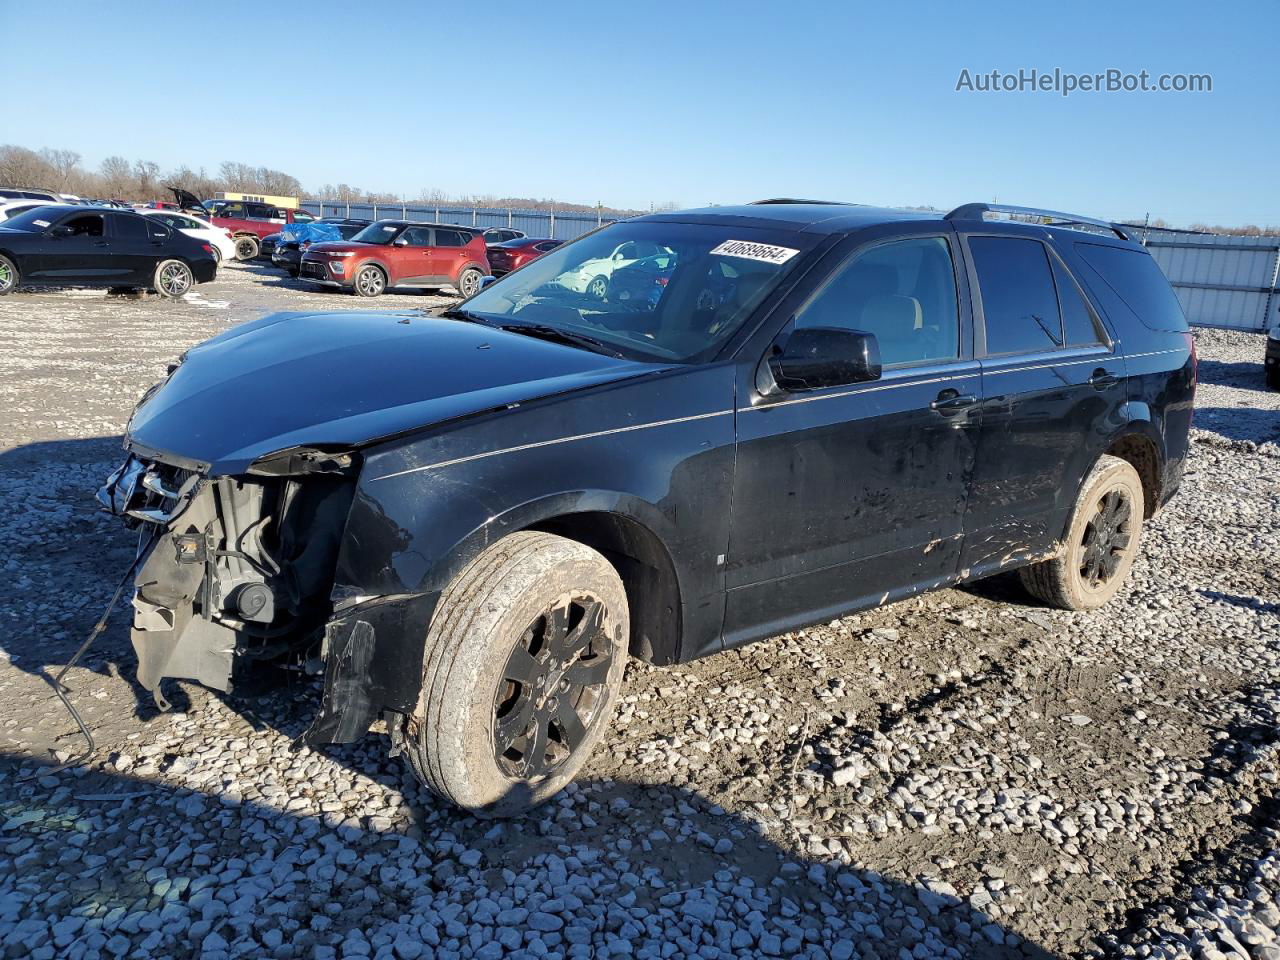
[[298, 200, 616, 242], [1143, 231, 1280, 332]]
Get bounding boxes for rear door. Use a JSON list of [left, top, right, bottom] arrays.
[[111, 213, 169, 282], [428, 227, 472, 282], [958, 231, 1124, 577]]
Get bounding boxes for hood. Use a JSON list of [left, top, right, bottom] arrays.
[[305, 241, 369, 256], [126, 312, 666, 475], [167, 185, 208, 217]]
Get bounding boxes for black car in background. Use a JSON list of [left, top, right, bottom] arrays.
[[0, 205, 217, 297], [272, 219, 372, 276], [100, 200, 1195, 816]]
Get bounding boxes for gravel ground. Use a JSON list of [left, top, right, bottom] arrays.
[[1, 261, 1277, 960]]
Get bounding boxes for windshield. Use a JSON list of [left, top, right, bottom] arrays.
[[459, 221, 816, 362], [348, 221, 404, 245], [0, 206, 63, 231]]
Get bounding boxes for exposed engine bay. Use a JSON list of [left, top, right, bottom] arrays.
[[98, 451, 356, 709]]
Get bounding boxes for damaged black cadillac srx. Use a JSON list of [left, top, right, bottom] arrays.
[[99, 200, 1196, 815]]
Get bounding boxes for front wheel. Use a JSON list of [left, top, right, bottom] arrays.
[[1019, 454, 1145, 610], [153, 259, 194, 298], [0, 254, 18, 295], [234, 236, 259, 260], [402, 532, 629, 816], [456, 267, 483, 299], [353, 265, 386, 298], [586, 275, 609, 300]]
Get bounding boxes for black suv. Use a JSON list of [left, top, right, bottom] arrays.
[[100, 200, 1195, 815]]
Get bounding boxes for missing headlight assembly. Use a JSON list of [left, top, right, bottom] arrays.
[[99, 450, 358, 709]]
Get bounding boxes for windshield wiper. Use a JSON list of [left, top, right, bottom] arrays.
[[499, 323, 625, 358], [438, 308, 496, 326]]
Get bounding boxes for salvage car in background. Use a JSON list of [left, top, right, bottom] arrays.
[[99, 200, 1194, 816], [300, 220, 489, 297], [0, 199, 57, 222], [1266, 320, 1280, 389], [272, 219, 371, 276], [0, 205, 216, 296], [140, 209, 237, 263], [484, 227, 526, 245], [167, 187, 315, 260], [486, 237, 562, 276]]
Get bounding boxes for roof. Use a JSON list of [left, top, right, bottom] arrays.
[[634, 202, 942, 235]]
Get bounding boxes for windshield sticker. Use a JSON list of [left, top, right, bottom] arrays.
[[709, 239, 799, 265], [33, 220, 50, 227]]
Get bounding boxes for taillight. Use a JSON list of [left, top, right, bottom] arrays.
[[223, 229, 233, 238], [201, 243, 213, 254], [1186, 332, 1197, 384]]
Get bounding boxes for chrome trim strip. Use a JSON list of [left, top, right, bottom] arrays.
[[371, 409, 735, 481], [742, 374, 962, 411]]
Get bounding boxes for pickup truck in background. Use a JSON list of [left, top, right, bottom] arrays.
[[168, 187, 316, 260]]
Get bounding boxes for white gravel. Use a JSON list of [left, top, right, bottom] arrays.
[[1, 266, 1277, 959]]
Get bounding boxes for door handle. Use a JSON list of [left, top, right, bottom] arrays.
[[930, 391, 978, 412], [1088, 368, 1119, 389], [93, 241, 109, 247]]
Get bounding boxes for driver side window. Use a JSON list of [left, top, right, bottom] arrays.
[[795, 236, 960, 367], [61, 214, 105, 238]]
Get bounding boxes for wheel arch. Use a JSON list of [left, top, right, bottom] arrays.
[[1101, 417, 1165, 518]]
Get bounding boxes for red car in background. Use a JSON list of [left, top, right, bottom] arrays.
[[486, 237, 562, 276], [168, 187, 315, 260], [300, 220, 490, 298]]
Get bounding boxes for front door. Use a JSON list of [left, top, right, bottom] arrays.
[[725, 231, 981, 645], [39, 212, 112, 281], [389, 225, 435, 284], [958, 232, 1126, 577]]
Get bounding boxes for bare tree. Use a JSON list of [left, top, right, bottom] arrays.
[[99, 156, 132, 198], [39, 149, 82, 190]]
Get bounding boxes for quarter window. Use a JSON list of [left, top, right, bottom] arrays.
[[970, 236, 1063, 354], [795, 236, 960, 367]]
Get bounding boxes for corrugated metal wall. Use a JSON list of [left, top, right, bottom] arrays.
[[1144, 232, 1280, 331], [298, 201, 614, 242]]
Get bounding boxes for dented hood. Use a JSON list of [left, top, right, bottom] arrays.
[[126, 311, 664, 475]]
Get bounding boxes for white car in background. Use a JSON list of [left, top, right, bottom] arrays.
[[0, 199, 63, 222], [553, 239, 675, 299], [140, 209, 237, 263]]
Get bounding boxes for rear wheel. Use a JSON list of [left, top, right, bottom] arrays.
[[1019, 454, 1144, 610], [234, 236, 259, 260], [402, 531, 629, 816], [1267, 366, 1280, 391], [212, 246, 222, 264], [153, 259, 194, 298], [353, 264, 386, 298], [586, 275, 609, 300], [0, 255, 17, 295], [456, 267, 483, 298]]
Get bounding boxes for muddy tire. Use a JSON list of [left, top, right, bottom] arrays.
[[402, 531, 629, 816], [153, 259, 194, 298], [353, 264, 386, 298], [0, 254, 17, 295], [1019, 454, 1145, 610], [234, 235, 259, 260]]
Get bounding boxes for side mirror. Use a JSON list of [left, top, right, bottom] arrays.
[[479, 275, 498, 290], [393, 237, 408, 246], [51, 225, 75, 238], [767, 327, 882, 392]]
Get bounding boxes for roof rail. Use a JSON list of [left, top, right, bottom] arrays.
[[945, 202, 1138, 242], [749, 198, 853, 206]]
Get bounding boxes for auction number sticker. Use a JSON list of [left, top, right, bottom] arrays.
[[709, 239, 800, 265]]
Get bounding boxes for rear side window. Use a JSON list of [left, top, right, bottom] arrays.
[[1075, 243, 1188, 332], [433, 229, 467, 247], [113, 214, 150, 240], [970, 236, 1062, 354], [1052, 257, 1104, 346], [796, 235, 960, 367]]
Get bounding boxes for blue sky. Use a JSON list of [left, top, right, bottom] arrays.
[[2, 0, 1274, 226]]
